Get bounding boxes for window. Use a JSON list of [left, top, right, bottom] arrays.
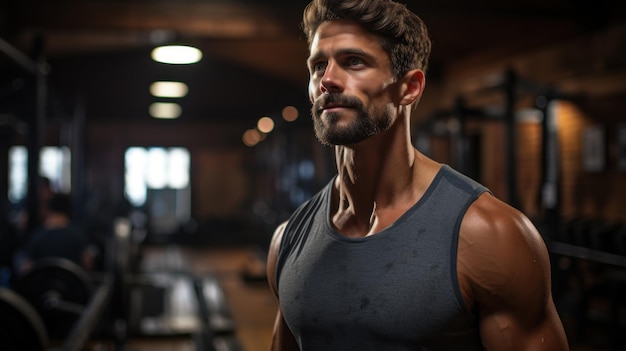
[[124, 147, 190, 205], [8, 146, 71, 203], [124, 147, 191, 235]]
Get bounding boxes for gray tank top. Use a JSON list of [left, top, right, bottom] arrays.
[[276, 165, 488, 351]]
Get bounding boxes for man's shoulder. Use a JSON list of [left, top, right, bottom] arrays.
[[456, 195, 567, 349], [461, 194, 541, 249], [458, 193, 550, 293]]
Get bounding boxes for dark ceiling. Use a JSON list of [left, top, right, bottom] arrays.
[[1, 0, 624, 126]]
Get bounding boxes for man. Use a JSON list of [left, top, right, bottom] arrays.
[[267, 0, 569, 350], [17, 193, 93, 274]]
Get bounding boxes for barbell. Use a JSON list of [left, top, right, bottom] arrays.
[[13, 257, 93, 340]]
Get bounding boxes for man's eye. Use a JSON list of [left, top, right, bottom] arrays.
[[348, 57, 364, 66], [313, 62, 327, 72]]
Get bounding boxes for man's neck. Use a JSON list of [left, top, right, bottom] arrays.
[[330, 117, 429, 237]]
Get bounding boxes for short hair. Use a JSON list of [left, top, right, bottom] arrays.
[[48, 193, 72, 217], [302, 0, 432, 79]]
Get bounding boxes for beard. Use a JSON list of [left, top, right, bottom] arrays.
[[311, 93, 393, 146]]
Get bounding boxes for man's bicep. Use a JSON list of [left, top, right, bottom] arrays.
[[267, 221, 288, 296], [478, 298, 568, 350], [479, 243, 568, 350]]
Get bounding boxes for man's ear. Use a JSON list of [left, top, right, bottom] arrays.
[[399, 69, 425, 106]]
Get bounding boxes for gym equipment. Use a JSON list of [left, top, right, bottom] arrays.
[[0, 273, 112, 351], [125, 273, 234, 336], [60, 275, 112, 351], [0, 287, 48, 351], [194, 275, 242, 351], [2, 227, 244, 350], [194, 275, 236, 335], [13, 257, 93, 339], [0, 36, 50, 235], [123, 244, 241, 350]]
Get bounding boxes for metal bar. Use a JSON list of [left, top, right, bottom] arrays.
[[57, 276, 113, 351], [549, 241, 626, 268], [26, 47, 48, 234], [538, 96, 561, 238], [0, 37, 38, 74], [503, 69, 520, 209]]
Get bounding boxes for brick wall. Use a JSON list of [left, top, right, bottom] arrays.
[[418, 23, 626, 225]]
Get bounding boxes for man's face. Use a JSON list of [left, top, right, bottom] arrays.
[[307, 20, 399, 146]]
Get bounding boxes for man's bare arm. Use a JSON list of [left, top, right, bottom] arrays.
[[267, 222, 299, 351], [458, 194, 569, 351]]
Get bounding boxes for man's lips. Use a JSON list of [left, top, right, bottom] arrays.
[[322, 103, 352, 111], [313, 94, 360, 115]]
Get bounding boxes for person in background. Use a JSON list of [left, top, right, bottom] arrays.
[[266, 0, 569, 350], [16, 193, 94, 274]]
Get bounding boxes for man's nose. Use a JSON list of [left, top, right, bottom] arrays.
[[320, 63, 343, 94]]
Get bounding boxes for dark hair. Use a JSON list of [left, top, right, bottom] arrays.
[[48, 193, 72, 217], [302, 0, 432, 79]]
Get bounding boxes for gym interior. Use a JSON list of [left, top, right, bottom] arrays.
[[1, 1, 626, 350]]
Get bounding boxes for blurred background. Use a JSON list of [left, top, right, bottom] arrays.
[[1, 0, 626, 350]]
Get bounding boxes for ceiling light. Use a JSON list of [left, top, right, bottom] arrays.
[[150, 81, 189, 98], [282, 106, 299, 122], [149, 102, 182, 119], [151, 45, 202, 64], [257, 116, 275, 133], [243, 129, 262, 147]]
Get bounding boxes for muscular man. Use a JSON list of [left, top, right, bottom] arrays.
[[267, 0, 569, 350]]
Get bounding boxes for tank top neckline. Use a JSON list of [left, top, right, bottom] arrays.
[[323, 164, 450, 243]]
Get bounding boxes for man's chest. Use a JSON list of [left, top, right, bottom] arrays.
[[278, 236, 462, 342]]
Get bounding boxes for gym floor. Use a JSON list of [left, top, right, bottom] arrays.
[[122, 245, 276, 351], [113, 244, 613, 351]]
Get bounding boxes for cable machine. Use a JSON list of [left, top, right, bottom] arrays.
[[415, 68, 573, 222]]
